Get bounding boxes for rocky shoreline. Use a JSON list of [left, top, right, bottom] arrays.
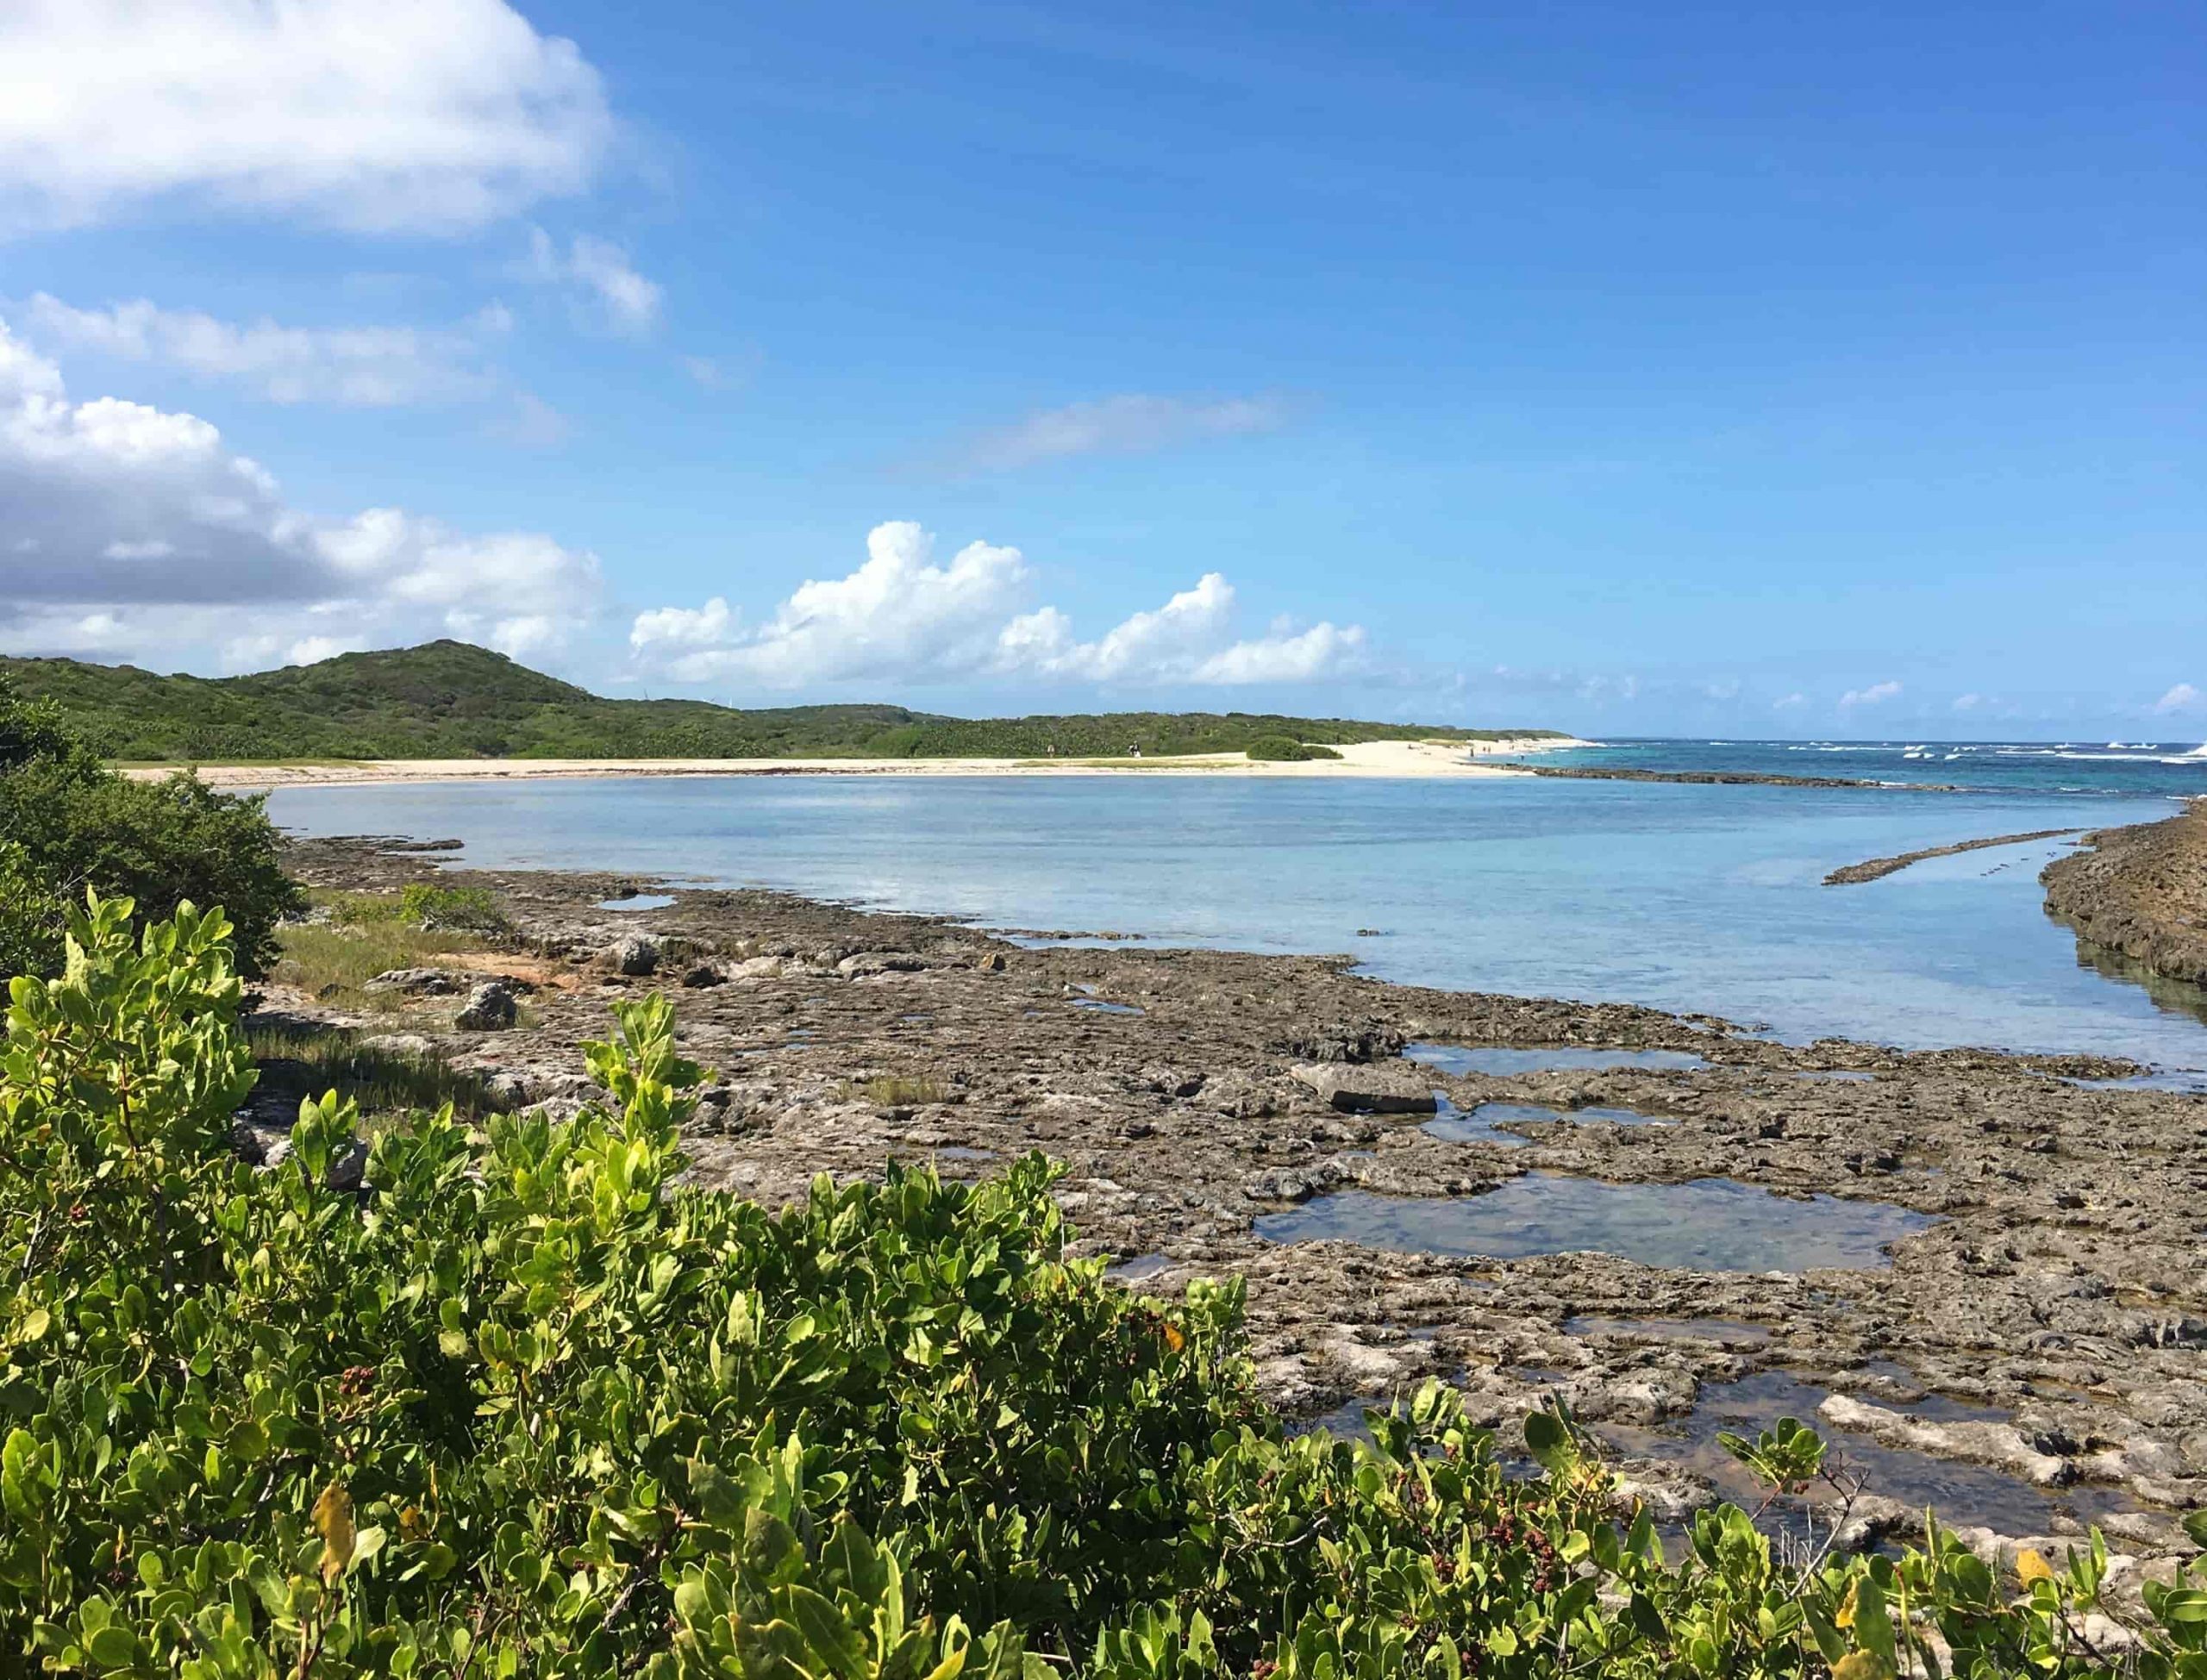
[[1824, 827, 2087, 886], [258, 834, 2207, 1591], [2042, 802, 2207, 988]]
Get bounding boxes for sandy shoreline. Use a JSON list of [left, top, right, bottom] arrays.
[[125, 735, 1591, 791]]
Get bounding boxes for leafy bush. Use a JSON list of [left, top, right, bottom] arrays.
[[1245, 736, 1342, 762], [328, 884, 509, 936], [0, 678, 301, 979], [3, 895, 2203, 1677]]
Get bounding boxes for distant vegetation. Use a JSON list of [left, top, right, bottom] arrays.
[[1245, 735, 1344, 762], [0, 640, 1562, 763]]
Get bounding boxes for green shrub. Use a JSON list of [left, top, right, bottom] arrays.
[[1245, 736, 1342, 762], [3, 895, 2202, 1677], [0, 678, 302, 979]]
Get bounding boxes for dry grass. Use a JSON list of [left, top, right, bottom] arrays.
[[247, 1021, 502, 1119], [272, 921, 486, 1012], [847, 1073, 950, 1109]]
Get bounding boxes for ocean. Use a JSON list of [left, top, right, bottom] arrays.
[[267, 740, 2207, 1072]]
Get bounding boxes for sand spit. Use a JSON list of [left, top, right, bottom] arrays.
[[130, 736, 1591, 792]]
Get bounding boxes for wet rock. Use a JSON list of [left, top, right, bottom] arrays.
[[1281, 1021, 1406, 1065], [455, 982, 518, 1032], [1817, 1394, 2072, 1486], [1245, 1159, 1356, 1202], [1290, 1063, 1438, 1115]]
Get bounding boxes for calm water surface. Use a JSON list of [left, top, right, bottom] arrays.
[[271, 771, 2207, 1064]]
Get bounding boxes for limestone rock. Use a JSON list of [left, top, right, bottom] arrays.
[[455, 982, 519, 1032]]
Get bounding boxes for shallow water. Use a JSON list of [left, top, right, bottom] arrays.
[[1409, 1044, 1710, 1077], [596, 892, 678, 912], [1591, 1369, 2138, 1539], [271, 771, 2207, 1060], [1563, 1316, 1771, 1343], [1423, 1099, 1663, 1146], [1254, 1176, 1936, 1271]]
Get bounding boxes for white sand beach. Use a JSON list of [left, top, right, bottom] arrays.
[[125, 736, 1591, 791]]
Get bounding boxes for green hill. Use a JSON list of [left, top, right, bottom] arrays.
[[0, 640, 1560, 763]]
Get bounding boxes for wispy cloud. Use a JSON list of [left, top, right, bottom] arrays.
[[522, 228, 662, 335], [952, 392, 1293, 472], [1839, 680, 1903, 708], [23, 292, 508, 407], [2154, 682, 2201, 715]]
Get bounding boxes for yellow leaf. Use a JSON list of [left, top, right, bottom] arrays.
[[1832, 1654, 1896, 1680], [1162, 1322, 1186, 1354], [2016, 1547, 2055, 1587], [1835, 1579, 1860, 1629], [314, 1483, 356, 1587]]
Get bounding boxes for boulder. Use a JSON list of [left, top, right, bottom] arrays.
[[455, 982, 519, 1032], [1290, 1063, 1438, 1115], [610, 935, 660, 977]]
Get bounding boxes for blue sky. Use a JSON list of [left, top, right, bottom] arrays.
[[1, 0, 2200, 738]]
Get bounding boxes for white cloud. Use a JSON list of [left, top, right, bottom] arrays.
[[631, 597, 735, 651], [1952, 692, 1982, 712], [0, 0, 613, 234], [630, 521, 1367, 690], [0, 316, 602, 668], [1839, 680, 1903, 708], [524, 228, 661, 334], [1772, 691, 1808, 711], [24, 293, 503, 407], [2154, 682, 2201, 715], [956, 392, 1291, 472]]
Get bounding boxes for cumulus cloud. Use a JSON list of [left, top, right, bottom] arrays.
[[23, 293, 507, 407], [1772, 691, 1808, 711], [523, 228, 661, 334], [1839, 680, 1903, 709], [0, 316, 602, 669], [954, 392, 1292, 472], [0, 0, 613, 234], [2155, 683, 2201, 715], [629, 521, 1367, 690]]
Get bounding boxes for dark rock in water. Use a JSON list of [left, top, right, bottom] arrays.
[[365, 966, 463, 996], [1281, 1021, 1406, 1064], [610, 935, 660, 977], [455, 982, 518, 1031], [1290, 1063, 1437, 1115]]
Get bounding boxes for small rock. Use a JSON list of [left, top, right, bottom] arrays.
[[455, 982, 519, 1032], [1280, 1022, 1407, 1065], [1290, 1063, 1438, 1115], [358, 1034, 436, 1059], [364, 967, 461, 996], [610, 935, 660, 977], [681, 962, 725, 988]]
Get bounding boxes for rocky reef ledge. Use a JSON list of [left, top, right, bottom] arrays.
[[260, 834, 2206, 1582], [2041, 801, 2207, 988]]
